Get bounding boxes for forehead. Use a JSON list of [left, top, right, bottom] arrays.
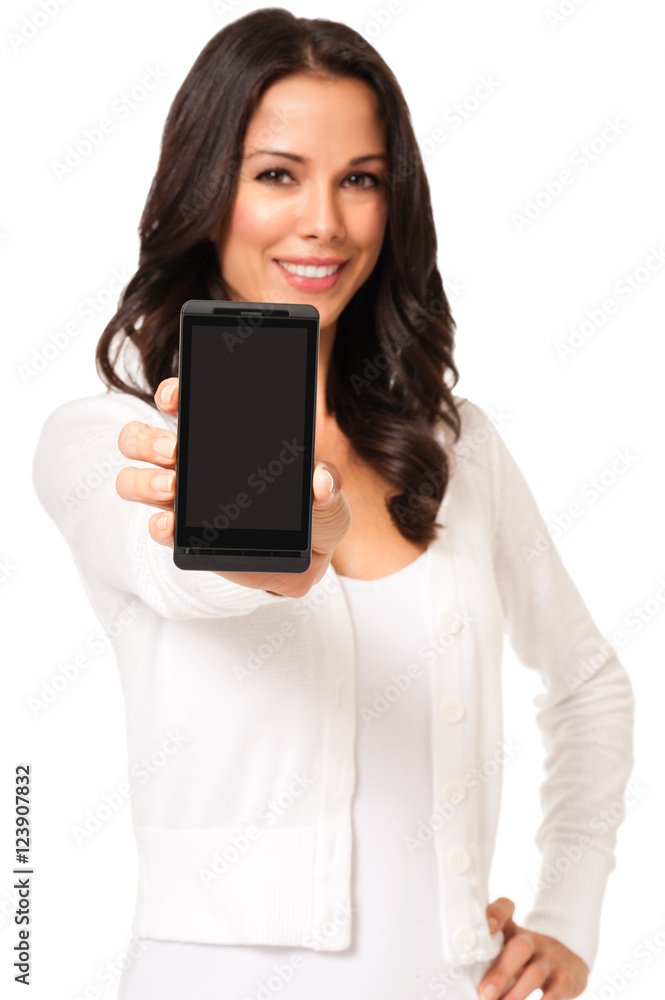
[[243, 73, 386, 151]]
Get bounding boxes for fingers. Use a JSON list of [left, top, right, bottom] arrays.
[[486, 896, 516, 934], [114, 465, 175, 548], [116, 401, 178, 550], [116, 378, 179, 466], [478, 933, 539, 1000], [117, 420, 177, 468], [148, 509, 174, 548], [155, 377, 179, 414], [479, 907, 587, 1000], [116, 466, 175, 508]]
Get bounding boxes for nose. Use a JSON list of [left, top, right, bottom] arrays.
[[294, 175, 347, 245]]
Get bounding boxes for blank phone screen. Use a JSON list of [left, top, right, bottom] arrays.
[[183, 323, 309, 536]]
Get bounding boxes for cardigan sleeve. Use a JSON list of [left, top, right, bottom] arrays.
[[476, 403, 635, 973], [32, 393, 291, 621]]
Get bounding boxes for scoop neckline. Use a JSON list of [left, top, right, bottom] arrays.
[[335, 546, 430, 590]]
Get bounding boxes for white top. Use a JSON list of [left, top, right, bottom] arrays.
[[117, 549, 489, 998], [31, 389, 635, 975]]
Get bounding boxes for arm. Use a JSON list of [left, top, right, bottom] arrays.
[[32, 394, 290, 620], [480, 404, 635, 973]]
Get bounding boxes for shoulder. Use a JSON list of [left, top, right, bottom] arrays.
[[442, 394, 502, 456], [436, 396, 513, 512], [452, 394, 495, 429]]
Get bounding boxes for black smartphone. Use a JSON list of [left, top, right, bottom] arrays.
[[173, 299, 320, 573]]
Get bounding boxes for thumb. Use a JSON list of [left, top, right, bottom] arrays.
[[313, 463, 337, 506]]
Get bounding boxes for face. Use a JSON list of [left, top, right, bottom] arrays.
[[210, 73, 389, 338]]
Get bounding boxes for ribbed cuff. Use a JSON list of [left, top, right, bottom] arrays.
[[191, 574, 290, 613], [521, 842, 614, 973]]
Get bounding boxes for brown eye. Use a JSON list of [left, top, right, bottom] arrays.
[[345, 172, 379, 188], [256, 168, 292, 184]]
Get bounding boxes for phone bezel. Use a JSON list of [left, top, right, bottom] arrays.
[[173, 299, 319, 573]]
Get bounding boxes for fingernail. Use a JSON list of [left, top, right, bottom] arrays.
[[479, 985, 497, 1000], [152, 472, 174, 494], [322, 469, 334, 493], [488, 916, 499, 933], [161, 383, 174, 403], [155, 436, 176, 459], [157, 513, 168, 530]]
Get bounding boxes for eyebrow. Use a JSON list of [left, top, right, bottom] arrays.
[[246, 149, 388, 165]]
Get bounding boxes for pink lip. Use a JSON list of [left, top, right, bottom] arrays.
[[273, 258, 348, 292]]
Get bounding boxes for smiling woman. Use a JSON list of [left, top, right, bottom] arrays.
[[94, 8, 462, 551], [31, 6, 634, 1000]]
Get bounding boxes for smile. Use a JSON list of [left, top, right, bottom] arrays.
[[276, 260, 342, 277], [272, 258, 348, 292]]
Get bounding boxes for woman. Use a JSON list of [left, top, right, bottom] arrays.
[[32, 9, 634, 1000]]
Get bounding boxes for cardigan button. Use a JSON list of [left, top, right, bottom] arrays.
[[441, 779, 466, 805], [440, 697, 465, 723], [438, 608, 464, 634], [448, 848, 471, 874], [453, 926, 477, 956]]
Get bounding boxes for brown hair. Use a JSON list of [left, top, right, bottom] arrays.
[[96, 6, 462, 545]]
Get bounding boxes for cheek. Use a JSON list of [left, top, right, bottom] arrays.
[[350, 200, 388, 249], [348, 205, 388, 268], [227, 188, 289, 252]]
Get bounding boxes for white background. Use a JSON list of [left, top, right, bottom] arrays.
[[2, 0, 663, 997]]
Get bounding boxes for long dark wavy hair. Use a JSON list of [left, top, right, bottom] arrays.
[[96, 7, 462, 545]]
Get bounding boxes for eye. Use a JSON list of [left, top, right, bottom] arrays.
[[255, 168, 293, 185], [344, 172, 380, 189], [254, 168, 380, 188]]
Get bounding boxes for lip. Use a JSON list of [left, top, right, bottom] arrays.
[[273, 257, 348, 292]]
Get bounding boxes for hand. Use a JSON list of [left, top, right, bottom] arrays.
[[478, 897, 589, 999], [115, 377, 352, 599]]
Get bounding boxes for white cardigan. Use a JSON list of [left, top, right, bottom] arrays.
[[31, 389, 634, 974]]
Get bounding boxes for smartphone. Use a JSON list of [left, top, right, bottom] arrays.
[[173, 299, 320, 573]]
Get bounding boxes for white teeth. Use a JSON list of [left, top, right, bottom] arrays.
[[277, 260, 342, 278]]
